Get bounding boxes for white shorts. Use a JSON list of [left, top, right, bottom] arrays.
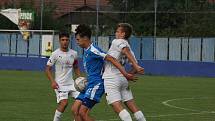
[[104, 76, 133, 104], [54, 89, 80, 103]]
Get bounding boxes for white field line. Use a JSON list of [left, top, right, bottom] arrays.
[[162, 97, 207, 112], [97, 97, 215, 121], [97, 111, 215, 121]]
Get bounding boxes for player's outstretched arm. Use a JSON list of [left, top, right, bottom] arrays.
[[45, 65, 59, 89], [121, 47, 144, 74], [105, 54, 135, 81]]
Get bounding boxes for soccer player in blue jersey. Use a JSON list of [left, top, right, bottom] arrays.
[[72, 24, 134, 121]]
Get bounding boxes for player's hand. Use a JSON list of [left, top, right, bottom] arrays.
[[125, 73, 137, 82], [51, 81, 59, 89], [135, 66, 144, 74]]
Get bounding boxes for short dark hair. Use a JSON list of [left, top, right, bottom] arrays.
[[75, 24, 91, 39], [117, 23, 133, 39], [59, 31, 69, 39]]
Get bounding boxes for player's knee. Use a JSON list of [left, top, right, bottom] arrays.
[[79, 109, 87, 119], [78, 109, 84, 116], [71, 105, 78, 115], [59, 99, 68, 108]]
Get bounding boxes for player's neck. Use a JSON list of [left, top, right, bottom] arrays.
[[117, 37, 127, 41], [60, 48, 69, 52], [84, 42, 92, 49]]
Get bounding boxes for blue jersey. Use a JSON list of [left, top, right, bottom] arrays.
[[76, 44, 106, 106], [83, 44, 107, 86]]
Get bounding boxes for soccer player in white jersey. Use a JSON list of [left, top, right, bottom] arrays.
[[45, 32, 82, 121], [103, 23, 147, 121]]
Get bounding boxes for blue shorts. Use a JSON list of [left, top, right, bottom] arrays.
[[76, 82, 104, 109]]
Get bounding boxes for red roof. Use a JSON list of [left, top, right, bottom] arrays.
[[0, 0, 110, 17]]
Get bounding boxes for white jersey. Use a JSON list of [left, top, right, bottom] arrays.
[[103, 39, 137, 79], [47, 48, 78, 91]]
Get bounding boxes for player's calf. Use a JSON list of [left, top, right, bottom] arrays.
[[119, 109, 132, 121], [134, 111, 146, 121], [53, 110, 62, 121], [124, 100, 146, 121], [53, 99, 68, 121]]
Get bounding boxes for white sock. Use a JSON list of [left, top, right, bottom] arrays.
[[53, 110, 62, 121], [134, 111, 146, 121], [119, 109, 132, 121]]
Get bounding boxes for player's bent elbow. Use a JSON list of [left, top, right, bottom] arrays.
[[105, 54, 115, 62], [121, 47, 130, 54]]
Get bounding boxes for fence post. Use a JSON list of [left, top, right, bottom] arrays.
[[187, 37, 190, 61], [9, 34, 12, 56], [27, 40, 30, 58], [200, 37, 203, 61], [15, 33, 18, 56], [140, 37, 143, 60], [180, 37, 183, 61]]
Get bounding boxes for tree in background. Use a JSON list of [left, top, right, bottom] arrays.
[[107, 0, 154, 36], [108, 0, 215, 37]]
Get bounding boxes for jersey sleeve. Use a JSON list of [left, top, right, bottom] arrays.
[[115, 39, 138, 64], [115, 39, 129, 51], [90, 47, 107, 59], [47, 53, 57, 66]]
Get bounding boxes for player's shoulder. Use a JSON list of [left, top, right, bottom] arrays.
[[113, 39, 128, 45], [68, 49, 78, 55], [89, 44, 106, 57], [68, 49, 78, 59], [51, 48, 60, 56], [89, 44, 103, 53]]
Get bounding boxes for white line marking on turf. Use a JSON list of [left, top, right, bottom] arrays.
[[162, 97, 202, 112], [162, 97, 211, 112], [147, 111, 215, 118], [97, 111, 215, 121], [97, 97, 215, 121]]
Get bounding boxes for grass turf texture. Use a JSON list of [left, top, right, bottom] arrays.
[[0, 70, 214, 121]]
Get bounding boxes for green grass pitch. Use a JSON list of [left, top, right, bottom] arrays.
[[0, 70, 215, 121]]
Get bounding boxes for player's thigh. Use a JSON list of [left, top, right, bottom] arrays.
[[121, 80, 134, 103], [104, 78, 122, 104], [71, 99, 82, 114], [69, 90, 80, 99], [55, 89, 69, 103]]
